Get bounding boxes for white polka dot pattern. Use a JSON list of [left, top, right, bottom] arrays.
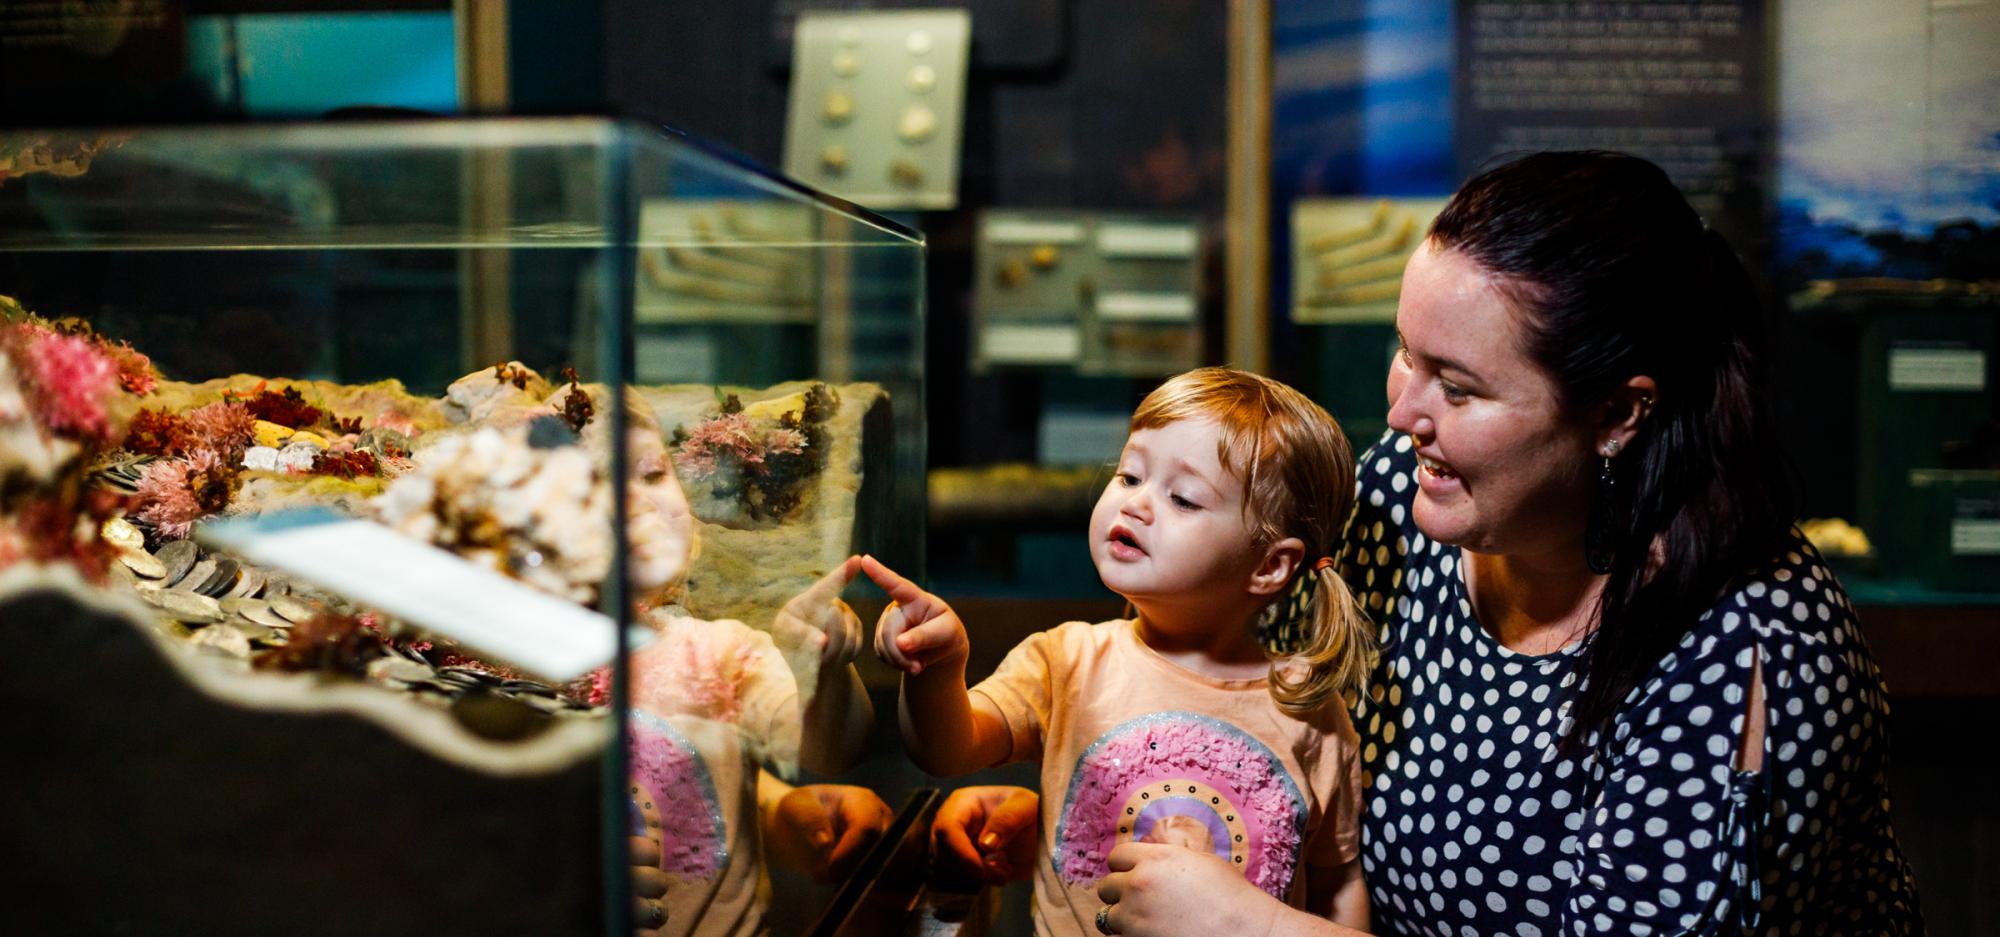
[[1337, 432, 1924, 935]]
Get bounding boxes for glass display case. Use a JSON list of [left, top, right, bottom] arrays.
[[0, 117, 925, 935]]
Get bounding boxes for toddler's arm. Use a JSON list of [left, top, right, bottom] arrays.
[[772, 556, 874, 774], [860, 555, 1012, 776]]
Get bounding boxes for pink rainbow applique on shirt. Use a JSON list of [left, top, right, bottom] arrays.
[[1052, 712, 1308, 898], [629, 710, 728, 882]]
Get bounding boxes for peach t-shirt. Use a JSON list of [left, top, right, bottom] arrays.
[[628, 616, 800, 937], [971, 619, 1362, 937]]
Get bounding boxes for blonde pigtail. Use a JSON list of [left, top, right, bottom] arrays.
[[1270, 565, 1377, 717]]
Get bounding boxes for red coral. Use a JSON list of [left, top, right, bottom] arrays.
[[254, 609, 383, 674], [123, 408, 194, 457], [308, 449, 380, 480], [4, 495, 121, 582], [240, 385, 322, 429]]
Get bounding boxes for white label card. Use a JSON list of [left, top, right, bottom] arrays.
[[1096, 224, 1198, 258], [1951, 519, 2000, 556], [198, 510, 645, 682], [986, 220, 1087, 245], [982, 323, 1083, 364], [1096, 291, 1197, 322], [1888, 348, 1986, 392]]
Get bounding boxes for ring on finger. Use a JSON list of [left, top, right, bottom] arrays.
[[1096, 905, 1114, 935], [647, 900, 666, 928]]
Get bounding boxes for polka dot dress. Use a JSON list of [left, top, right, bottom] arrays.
[[1338, 432, 1923, 936]]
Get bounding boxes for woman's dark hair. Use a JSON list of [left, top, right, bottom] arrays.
[[1428, 151, 1796, 752]]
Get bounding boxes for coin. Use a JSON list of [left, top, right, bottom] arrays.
[[440, 665, 501, 687], [226, 620, 281, 644], [178, 558, 216, 592], [102, 516, 146, 553], [191, 623, 252, 657], [242, 602, 292, 630], [906, 30, 933, 55], [197, 557, 241, 597], [145, 589, 224, 624], [831, 50, 860, 77], [889, 160, 924, 187], [156, 539, 199, 587], [229, 565, 266, 599], [907, 64, 936, 93], [120, 550, 167, 579], [369, 657, 438, 685], [268, 595, 318, 624]]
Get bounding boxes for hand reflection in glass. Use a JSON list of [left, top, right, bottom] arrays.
[[931, 785, 1040, 887]]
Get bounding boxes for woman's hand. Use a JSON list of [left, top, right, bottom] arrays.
[[764, 783, 896, 883], [931, 785, 1040, 887], [860, 555, 969, 675], [1095, 842, 1286, 937]]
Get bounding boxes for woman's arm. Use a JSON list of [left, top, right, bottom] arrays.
[[1307, 859, 1369, 931], [1097, 843, 1373, 937]]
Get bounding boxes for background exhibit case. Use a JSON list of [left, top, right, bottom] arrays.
[[0, 118, 925, 934]]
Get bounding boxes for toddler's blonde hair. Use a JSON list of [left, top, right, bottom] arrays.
[[1130, 367, 1375, 714]]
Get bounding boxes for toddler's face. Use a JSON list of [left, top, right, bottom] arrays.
[[1090, 417, 1263, 607]]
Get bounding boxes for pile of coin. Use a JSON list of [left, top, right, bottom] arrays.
[[102, 516, 596, 736]]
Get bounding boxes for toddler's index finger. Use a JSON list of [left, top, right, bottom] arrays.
[[802, 555, 864, 604], [859, 554, 925, 605]]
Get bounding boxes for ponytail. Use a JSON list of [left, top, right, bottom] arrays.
[[1269, 564, 1376, 716]]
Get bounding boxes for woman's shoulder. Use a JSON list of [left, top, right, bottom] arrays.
[[1702, 529, 1867, 654], [1617, 529, 1886, 727]]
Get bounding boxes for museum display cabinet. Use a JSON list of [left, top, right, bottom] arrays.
[[0, 117, 927, 935]]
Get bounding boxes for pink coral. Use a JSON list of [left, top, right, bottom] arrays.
[[764, 427, 806, 456], [372, 410, 419, 436], [673, 412, 764, 478], [133, 450, 232, 538], [182, 400, 256, 460], [20, 330, 118, 441]]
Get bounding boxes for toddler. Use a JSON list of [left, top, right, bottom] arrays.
[[863, 367, 1374, 934]]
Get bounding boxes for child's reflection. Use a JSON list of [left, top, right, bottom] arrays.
[[623, 562, 886, 936]]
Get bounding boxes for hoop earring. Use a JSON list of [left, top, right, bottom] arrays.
[[1585, 451, 1618, 574]]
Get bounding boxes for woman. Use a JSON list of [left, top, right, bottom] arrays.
[[1072, 151, 1923, 934]]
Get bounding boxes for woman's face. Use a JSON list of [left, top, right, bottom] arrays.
[[1386, 241, 1598, 560]]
